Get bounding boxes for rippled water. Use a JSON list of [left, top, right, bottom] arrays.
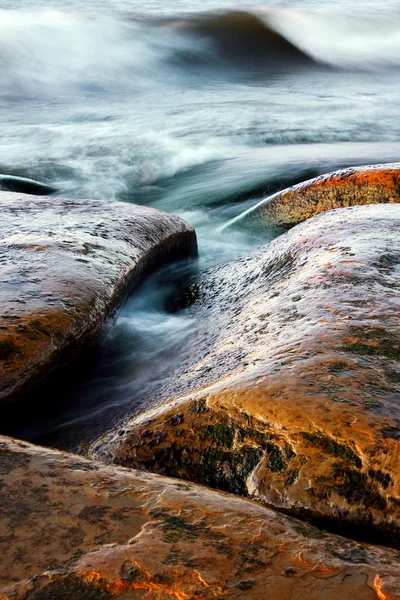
[[2, 0, 400, 445]]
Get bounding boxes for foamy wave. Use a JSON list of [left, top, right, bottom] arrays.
[[266, 6, 400, 70], [0, 9, 194, 96], [0, 6, 400, 97]]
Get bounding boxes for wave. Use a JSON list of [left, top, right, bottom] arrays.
[[0, 6, 400, 97], [163, 10, 313, 67], [265, 6, 400, 70], [169, 6, 400, 71]]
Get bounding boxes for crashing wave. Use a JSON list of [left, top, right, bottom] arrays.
[[0, 6, 400, 96]]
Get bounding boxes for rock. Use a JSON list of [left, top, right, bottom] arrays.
[[0, 175, 57, 196], [229, 163, 400, 228], [0, 435, 400, 599], [91, 204, 400, 545], [0, 192, 196, 404]]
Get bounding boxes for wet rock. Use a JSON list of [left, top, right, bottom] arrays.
[[0, 175, 57, 196], [0, 192, 196, 404], [0, 435, 400, 599], [232, 163, 400, 227], [91, 204, 400, 545]]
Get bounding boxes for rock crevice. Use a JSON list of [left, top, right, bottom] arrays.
[[0, 193, 197, 405], [90, 204, 400, 546]]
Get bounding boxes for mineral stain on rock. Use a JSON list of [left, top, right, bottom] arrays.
[[300, 432, 362, 469], [230, 163, 400, 228], [0, 340, 21, 362], [25, 574, 113, 600]]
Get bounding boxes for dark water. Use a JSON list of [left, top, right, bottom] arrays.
[[2, 0, 400, 446]]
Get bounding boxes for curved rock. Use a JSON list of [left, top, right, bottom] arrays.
[[91, 204, 400, 545], [0, 175, 57, 196], [0, 435, 400, 599], [0, 192, 196, 404], [229, 163, 400, 228]]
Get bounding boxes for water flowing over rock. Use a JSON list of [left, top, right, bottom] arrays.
[[91, 204, 400, 545], [0, 192, 196, 405], [229, 163, 400, 228], [0, 175, 56, 196], [0, 435, 399, 599]]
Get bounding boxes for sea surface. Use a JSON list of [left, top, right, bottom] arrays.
[[2, 0, 400, 446]]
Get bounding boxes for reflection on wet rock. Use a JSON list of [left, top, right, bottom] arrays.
[[91, 204, 400, 545], [231, 163, 400, 228], [0, 192, 196, 406], [1, 435, 399, 599]]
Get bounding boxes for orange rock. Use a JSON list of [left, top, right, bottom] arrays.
[[0, 192, 196, 404], [1, 435, 400, 599], [231, 163, 400, 227], [91, 204, 400, 545]]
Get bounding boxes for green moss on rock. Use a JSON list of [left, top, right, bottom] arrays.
[[206, 424, 234, 448], [265, 443, 287, 473], [300, 432, 362, 468], [332, 466, 387, 510]]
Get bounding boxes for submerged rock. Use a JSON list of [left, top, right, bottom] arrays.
[[230, 163, 400, 228], [91, 204, 400, 545], [0, 175, 57, 196], [0, 192, 196, 404], [0, 435, 399, 599]]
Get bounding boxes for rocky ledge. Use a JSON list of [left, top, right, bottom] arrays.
[[90, 204, 400, 545], [1, 435, 399, 599], [0, 193, 196, 405], [231, 163, 400, 228]]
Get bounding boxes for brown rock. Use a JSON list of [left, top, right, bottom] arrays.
[[91, 204, 400, 545], [0, 193, 196, 404], [0, 435, 400, 599], [231, 163, 400, 227]]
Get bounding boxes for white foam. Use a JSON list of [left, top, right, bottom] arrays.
[[264, 5, 400, 70], [0, 9, 192, 96]]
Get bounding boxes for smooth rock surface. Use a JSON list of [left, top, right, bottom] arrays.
[[0, 193, 196, 404], [91, 205, 400, 545], [0, 175, 57, 196], [0, 435, 399, 599], [230, 163, 400, 228]]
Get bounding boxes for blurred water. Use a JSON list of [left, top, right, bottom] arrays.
[[2, 0, 400, 445]]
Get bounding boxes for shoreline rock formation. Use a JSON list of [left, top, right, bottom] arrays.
[[0, 192, 197, 405], [227, 163, 400, 228], [2, 170, 400, 597], [1, 435, 400, 599], [90, 204, 400, 545]]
